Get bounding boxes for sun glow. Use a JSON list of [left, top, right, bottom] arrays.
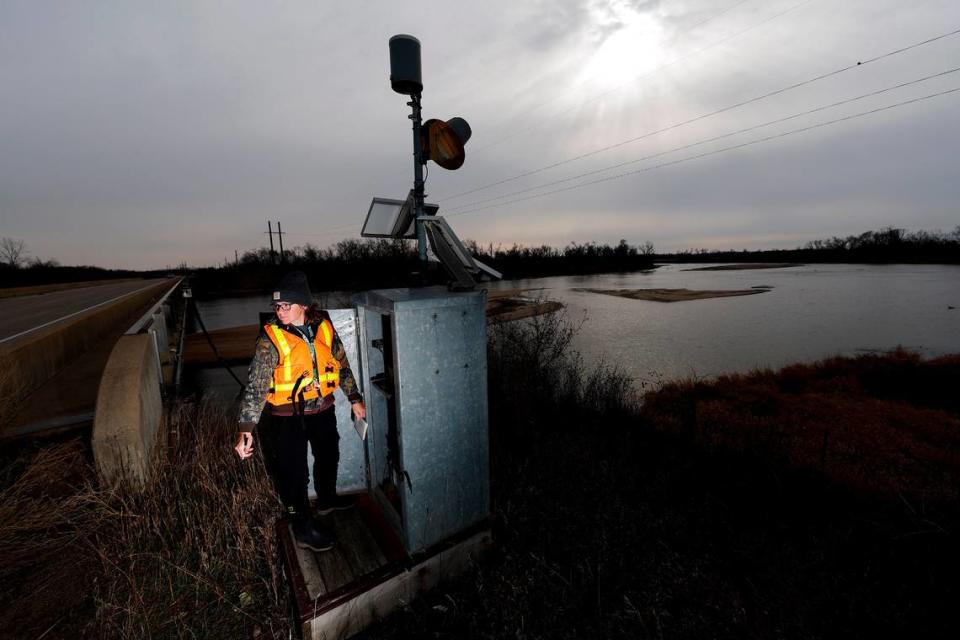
[[580, 8, 667, 90]]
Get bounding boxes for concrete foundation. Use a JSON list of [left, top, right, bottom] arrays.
[[92, 333, 164, 483]]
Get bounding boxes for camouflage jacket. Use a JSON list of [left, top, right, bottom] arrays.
[[238, 314, 362, 431]]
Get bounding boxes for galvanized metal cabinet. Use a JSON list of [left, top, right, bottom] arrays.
[[354, 287, 489, 554], [321, 309, 367, 495]]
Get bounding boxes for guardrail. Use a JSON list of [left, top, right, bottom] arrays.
[[125, 278, 182, 386]]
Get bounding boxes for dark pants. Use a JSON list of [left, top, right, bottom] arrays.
[[260, 408, 340, 516]]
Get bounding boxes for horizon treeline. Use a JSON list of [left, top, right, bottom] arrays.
[[659, 226, 960, 264], [188, 238, 658, 295], [165, 225, 960, 296], [2, 226, 958, 290], [0, 261, 144, 289]]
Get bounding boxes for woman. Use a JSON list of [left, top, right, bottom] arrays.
[[234, 271, 366, 552]]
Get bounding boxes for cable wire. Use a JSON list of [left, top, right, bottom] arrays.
[[447, 85, 960, 218], [190, 303, 246, 391], [458, 70, 953, 208], [443, 66, 960, 213], [280, 62, 959, 242], [443, 26, 960, 203]]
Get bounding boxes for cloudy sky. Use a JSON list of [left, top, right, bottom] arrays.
[[2, 0, 958, 269]]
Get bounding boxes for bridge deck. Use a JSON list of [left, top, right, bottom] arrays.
[[0, 279, 176, 441], [0, 279, 168, 349]]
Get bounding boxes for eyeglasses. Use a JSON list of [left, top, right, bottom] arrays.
[[273, 302, 293, 312]]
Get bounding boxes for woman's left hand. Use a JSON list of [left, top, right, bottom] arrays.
[[351, 402, 366, 421]]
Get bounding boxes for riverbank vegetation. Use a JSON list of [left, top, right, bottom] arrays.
[[1, 314, 958, 638], [660, 225, 960, 264], [366, 318, 960, 639], [6, 225, 956, 293], [640, 349, 960, 507], [188, 238, 657, 297]]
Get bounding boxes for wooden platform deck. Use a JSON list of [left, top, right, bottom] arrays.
[[288, 496, 400, 601], [279, 493, 492, 639]]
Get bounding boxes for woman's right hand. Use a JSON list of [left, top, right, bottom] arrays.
[[235, 432, 254, 459]]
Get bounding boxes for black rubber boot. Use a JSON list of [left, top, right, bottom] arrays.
[[292, 516, 335, 552], [315, 494, 356, 515]]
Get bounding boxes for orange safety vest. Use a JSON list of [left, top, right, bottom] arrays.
[[264, 319, 340, 406]]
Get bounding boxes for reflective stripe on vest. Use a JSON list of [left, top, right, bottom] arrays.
[[269, 325, 293, 385], [264, 320, 340, 405], [314, 318, 339, 392]]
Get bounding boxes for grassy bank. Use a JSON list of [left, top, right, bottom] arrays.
[[1, 312, 958, 638], [0, 403, 291, 639], [363, 318, 960, 638], [639, 350, 960, 508]]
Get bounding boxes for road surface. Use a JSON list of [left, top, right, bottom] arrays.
[[0, 278, 170, 349]]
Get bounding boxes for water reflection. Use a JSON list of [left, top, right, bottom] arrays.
[[485, 263, 960, 387]]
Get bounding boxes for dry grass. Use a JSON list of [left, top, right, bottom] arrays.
[[640, 349, 960, 506], [0, 401, 291, 639], [364, 321, 960, 639], [2, 310, 959, 639], [487, 305, 640, 424]]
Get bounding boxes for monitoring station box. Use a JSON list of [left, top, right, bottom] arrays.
[[354, 286, 490, 554]]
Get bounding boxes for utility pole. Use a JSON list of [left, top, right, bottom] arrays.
[[235, 249, 239, 267], [277, 221, 286, 263], [267, 221, 276, 265]]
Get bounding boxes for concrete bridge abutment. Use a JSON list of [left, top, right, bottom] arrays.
[[91, 333, 164, 484]]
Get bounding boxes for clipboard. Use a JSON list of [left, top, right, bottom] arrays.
[[353, 417, 369, 440]]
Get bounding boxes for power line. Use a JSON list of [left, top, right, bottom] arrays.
[[297, 223, 359, 236], [677, 0, 755, 36], [469, 0, 819, 156], [280, 65, 960, 242], [446, 85, 960, 218], [297, 229, 360, 237], [442, 26, 960, 203], [443, 66, 960, 213]]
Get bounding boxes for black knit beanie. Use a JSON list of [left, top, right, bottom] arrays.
[[272, 271, 313, 306]]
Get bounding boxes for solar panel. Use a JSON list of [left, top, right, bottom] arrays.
[[361, 193, 439, 239], [422, 216, 502, 287]]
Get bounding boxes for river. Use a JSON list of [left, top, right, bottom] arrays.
[[193, 263, 960, 392]]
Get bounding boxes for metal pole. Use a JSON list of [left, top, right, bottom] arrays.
[[409, 93, 427, 266], [267, 221, 276, 264], [277, 221, 285, 263]]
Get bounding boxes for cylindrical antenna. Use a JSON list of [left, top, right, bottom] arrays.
[[389, 35, 422, 95]]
